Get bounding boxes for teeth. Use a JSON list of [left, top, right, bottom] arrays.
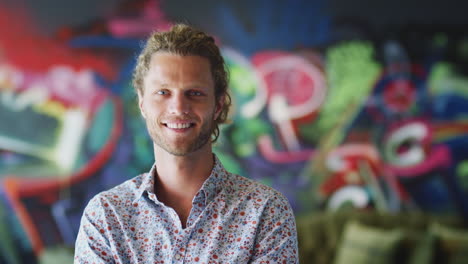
[[166, 123, 191, 129]]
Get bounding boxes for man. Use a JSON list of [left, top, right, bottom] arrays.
[[74, 24, 298, 263]]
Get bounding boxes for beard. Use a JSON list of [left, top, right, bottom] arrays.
[[144, 112, 214, 156]]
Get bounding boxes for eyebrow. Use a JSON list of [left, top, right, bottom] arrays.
[[146, 75, 213, 90], [152, 82, 212, 90]]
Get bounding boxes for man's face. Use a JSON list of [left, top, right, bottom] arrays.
[[138, 52, 221, 156]]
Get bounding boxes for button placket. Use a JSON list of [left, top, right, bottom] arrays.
[[172, 225, 192, 263]]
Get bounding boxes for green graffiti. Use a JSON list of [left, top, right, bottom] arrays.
[[456, 161, 468, 191], [212, 150, 245, 176], [0, 202, 21, 264], [302, 41, 381, 143], [233, 118, 272, 157], [428, 62, 468, 97], [88, 99, 114, 153], [216, 52, 274, 160], [229, 64, 258, 97], [121, 82, 153, 167], [223, 54, 260, 122], [38, 246, 74, 264]]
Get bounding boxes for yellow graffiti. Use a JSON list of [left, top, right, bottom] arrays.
[[33, 100, 66, 120]]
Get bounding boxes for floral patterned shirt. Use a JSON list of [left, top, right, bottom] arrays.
[[74, 155, 298, 263]]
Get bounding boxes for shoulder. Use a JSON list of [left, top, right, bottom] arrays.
[[84, 173, 147, 212], [223, 173, 296, 232], [225, 173, 291, 207]]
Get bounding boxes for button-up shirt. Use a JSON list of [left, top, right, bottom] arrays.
[[74, 156, 298, 263]]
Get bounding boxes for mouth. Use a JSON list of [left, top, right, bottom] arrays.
[[163, 122, 195, 130]]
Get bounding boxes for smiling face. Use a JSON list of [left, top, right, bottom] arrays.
[[138, 52, 222, 156]]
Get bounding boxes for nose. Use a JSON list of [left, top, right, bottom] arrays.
[[168, 92, 190, 115]]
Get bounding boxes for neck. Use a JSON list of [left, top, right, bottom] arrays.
[[152, 143, 214, 228], [153, 142, 214, 200]]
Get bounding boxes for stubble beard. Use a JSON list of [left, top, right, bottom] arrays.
[[145, 114, 214, 156]]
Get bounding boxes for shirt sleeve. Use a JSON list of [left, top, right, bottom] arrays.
[[74, 195, 115, 264], [250, 192, 299, 264]]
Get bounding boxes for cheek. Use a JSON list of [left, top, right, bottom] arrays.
[[142, 101, 163, 118]]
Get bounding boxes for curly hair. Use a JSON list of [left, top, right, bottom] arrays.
[[132, 24, 231, 143]]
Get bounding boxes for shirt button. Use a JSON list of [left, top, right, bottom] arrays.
[[175, 254, 181, 260]]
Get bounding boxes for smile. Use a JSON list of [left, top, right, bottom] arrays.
[[164, 123, 194, 129]]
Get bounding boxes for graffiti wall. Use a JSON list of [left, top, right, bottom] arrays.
[[1, 0, 468, 262]]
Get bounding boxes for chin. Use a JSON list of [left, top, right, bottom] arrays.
[[164, 145, 190, 156], [156, 142, 198, 156]]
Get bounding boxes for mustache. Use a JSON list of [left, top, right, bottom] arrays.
[[160, 113, 200, 123]]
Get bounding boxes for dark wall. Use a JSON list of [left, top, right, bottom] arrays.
[[1, 1, 468, 263]]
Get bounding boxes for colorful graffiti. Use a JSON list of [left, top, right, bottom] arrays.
[[1, 0, 468, 263]]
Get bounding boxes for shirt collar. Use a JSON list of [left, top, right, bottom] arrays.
[[198, 154, 228, 205], [133, 154, 228, 205], [133, 163, 157, 203]]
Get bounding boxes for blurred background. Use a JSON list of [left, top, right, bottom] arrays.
[[1, 0, 468, 263]]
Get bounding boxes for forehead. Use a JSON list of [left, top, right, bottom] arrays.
[[146, 52, 213, 84]]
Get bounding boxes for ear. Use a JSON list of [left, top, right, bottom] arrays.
[[214, 95, 225, 120], [137, 89, 147, 119]]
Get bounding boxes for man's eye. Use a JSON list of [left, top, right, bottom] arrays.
[[189, 91, 203, 96], [156, 90, 168, 95]]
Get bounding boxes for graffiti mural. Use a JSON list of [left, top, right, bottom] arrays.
[[0, 0, 468, 263]]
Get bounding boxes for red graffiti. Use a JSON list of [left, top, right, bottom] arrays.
[[0, 5, 115, 80]]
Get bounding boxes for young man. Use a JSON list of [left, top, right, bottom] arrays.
[[74, 24, 298, 263]]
